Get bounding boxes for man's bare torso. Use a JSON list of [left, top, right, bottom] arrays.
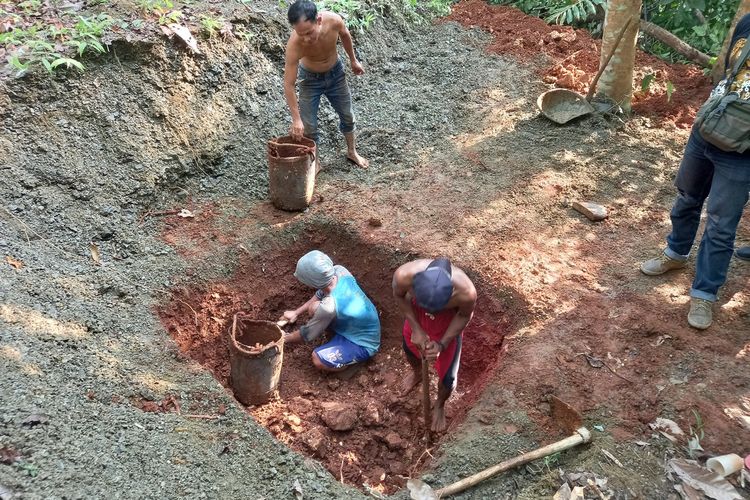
[[289, 12, 342, 72]]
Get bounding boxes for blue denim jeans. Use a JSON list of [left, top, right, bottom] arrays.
[[664, 126, 750, 301], [297, 59, 355, 145]]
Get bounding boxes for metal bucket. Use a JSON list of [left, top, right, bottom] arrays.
[[267, 136, 316, 211], [229, 314, 284, 405]]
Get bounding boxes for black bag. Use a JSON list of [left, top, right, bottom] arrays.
[[695, 40, 750, 153]]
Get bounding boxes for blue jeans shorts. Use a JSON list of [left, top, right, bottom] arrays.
[[297, 59, 355, 144], [313, 334, 372, 369]]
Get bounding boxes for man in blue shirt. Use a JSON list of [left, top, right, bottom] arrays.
[[280, 250, 380, 371]]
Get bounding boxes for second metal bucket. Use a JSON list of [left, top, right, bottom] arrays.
[[229, 314, 284, 405], [267, 135, 316, 211]]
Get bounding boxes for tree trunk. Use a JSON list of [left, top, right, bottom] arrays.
[[639, 20, 712, 68], [597, 0, 643, 112], [712, 0, 750, 83]]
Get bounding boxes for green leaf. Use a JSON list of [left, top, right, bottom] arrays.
[[51, 57, 85, 71], [641, 73, 655, 92], [666, 81, 675, 102], [41, 57, 52, 72]]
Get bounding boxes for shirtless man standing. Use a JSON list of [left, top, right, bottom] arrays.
[[392, 258, 477, 432], [283, 0, 369, 169]]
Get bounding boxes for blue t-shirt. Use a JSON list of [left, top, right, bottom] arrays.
[[299, 266, 381, 356]]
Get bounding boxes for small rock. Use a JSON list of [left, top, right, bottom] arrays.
[[368, 217, 382, 227], [362, 403, 380, 427], [0, 447, 20, 465], [321, 402, 358, 431], [383, 431, 403, 450], [368, 466, 387, 484], [327, 379, 340, 391], [389, 461, 406, 475], [287, 414, 302, 426], [301, 427, 327, 455], [357, 374, 368, 387], [21, 413, 50, 427], [572, 201, 608, 222]]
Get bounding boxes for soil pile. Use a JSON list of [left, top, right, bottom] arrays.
[[447, 0, 712, 127]]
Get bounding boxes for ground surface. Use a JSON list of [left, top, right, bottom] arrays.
[[1, 1, 749, 499]]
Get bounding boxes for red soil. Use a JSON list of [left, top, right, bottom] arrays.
[[446, 0, 712, 128]]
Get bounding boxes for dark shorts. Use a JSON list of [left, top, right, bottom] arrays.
[[313, 334, 372, 369]]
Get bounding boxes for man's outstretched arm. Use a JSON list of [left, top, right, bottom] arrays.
[[283, 42, 305, 138], [336, 16, 364, 75]]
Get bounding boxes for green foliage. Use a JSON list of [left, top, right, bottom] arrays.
[[500, 0, 741, 62], [1, 13, 114, 76], [200, 14, 223, 37], [318, 0, 378, 32], [545, 0, 606, 25], [642, 0, 739, 61], [138, 0, 182, 24], [686, 408, 705, 458]]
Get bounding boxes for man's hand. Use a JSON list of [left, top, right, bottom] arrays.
[[280, 310, 299, 324], [351, 60, 365, 76], [290, 119, 304, 140], [424, 340, 442, 361], [410, 325, 429, 354]]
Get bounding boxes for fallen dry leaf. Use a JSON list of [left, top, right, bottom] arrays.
[[165, 23, 200, 53], [669, 459, 743, 500], [89, 242, 101, 265], [5, 255, 24, 270]]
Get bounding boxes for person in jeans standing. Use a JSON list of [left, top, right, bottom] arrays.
[[283, 0, 369, 170], [641, 14, 750, 330]]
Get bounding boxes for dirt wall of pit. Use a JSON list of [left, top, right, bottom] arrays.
[[0, 2, 424, 497]]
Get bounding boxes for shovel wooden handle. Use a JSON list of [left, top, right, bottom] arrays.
[[586, 18, 633, 101], [422, 355, 432, 445], [436, 427, 591, 497]]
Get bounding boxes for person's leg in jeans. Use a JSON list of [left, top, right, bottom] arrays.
[[298, 70, 323, 172], [691, 164, 750, 300], [665, 130, 715, 260], [325, 62, 369, 168], [641, 130, 714, 275]]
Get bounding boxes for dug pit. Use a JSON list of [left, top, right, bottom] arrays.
[[158, 225, 514, 494]]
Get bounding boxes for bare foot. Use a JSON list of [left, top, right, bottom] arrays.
[[431, 406, 447, 432], [399, 370, 420, 396], [346, 151, 369, 169]]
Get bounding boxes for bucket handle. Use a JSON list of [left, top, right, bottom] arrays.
[[268, 140, 316, 163], [230, 313, 284, 356]]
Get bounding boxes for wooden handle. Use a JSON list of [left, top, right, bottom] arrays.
[[421, 356, 432, 445], [436, 427, 591, 497], [586, 18, 633, 101]]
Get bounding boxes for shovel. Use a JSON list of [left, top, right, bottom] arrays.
[[422, 352, 433, 445], [537, 18, 632, 124], [407, 396, 590, 499]]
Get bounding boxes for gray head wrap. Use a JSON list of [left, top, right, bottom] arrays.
[[294, 250, 335, 288]]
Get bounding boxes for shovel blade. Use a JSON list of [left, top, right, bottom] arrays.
[[407, 479, 439, 500], [537, 89, 595, 124]]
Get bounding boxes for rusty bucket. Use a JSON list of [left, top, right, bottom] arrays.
[[267, 135, 317, 211], [229, 314, 284, 405]]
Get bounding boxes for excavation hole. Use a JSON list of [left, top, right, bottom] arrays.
[[158, 224, 518, 494]]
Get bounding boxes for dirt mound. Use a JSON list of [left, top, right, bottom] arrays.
[[157, 224, 515, 494], [446, 0, 711, 128]]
